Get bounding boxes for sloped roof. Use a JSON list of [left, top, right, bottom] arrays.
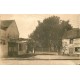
[[0, 20, 15, 30], [63, 28, 80, 39]]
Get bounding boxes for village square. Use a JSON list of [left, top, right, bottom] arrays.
[[0, 14, 80, 64]]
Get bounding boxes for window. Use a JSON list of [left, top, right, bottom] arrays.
[[70, 39, 73, 44], [75, 47, 80, 52]]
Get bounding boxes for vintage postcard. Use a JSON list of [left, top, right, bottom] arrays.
[[0, 14, 80, 65]]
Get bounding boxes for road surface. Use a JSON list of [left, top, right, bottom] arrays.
[[0, 53, 80, 65]]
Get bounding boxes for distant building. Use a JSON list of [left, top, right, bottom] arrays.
[[17, 38, 28, 55], [0, 20, 19, 57], [62, 28, 80, 55]]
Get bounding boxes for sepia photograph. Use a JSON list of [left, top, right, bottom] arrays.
[[0, 14, 80, 65]]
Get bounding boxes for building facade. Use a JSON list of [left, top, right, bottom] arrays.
[[62, 28, 80, 55], [0, 20, 19, 57]]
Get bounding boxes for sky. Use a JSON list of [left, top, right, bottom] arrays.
[[0, 14, 80, 38]]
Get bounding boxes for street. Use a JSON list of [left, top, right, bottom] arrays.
[[0, 58, 80, 65], [0, 52, 80, 65]]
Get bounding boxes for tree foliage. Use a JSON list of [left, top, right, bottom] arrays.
[[29, 16, 72, 52]]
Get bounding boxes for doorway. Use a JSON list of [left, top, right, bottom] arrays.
[[8, 42, 18, 57]]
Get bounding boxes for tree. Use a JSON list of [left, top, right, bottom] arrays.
[[27, 39, 36, 53], [29, 16, 72, 53]]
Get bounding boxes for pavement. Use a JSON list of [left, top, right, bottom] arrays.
[[32, 54, 80, 60], [0, 52, 80, 65]]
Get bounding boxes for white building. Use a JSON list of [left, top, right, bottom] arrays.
[[0, 20, 19, 57], [62, 28, 80, 55], [17, 38, 28, 55]]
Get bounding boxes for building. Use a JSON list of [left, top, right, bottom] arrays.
[[17, 38, 28, 55], [0, 20, 19, 57], [62, 28, 80, 55]]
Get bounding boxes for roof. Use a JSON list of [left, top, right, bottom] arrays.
[[0, 20, 15, 30], [63, 28, 80, 39], [19, 38, 28, 41]]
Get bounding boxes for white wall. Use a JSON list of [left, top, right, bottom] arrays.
[[6, 21, 19, 40], [74, 38, 80, 45], [62, 39, 72, 54], [0, 42, 8, 58], [62, 39, 70, 46], [0, 29, 6, 40], [0, 29, 8, 58], [18, 43, 27, 55], [62, 38, 80, 54], [73, 38, 80, 54], [0, 21, 19, 58]]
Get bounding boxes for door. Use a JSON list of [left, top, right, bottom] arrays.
[[69, 48, 74, 54], [8, 42, 18, 57]]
